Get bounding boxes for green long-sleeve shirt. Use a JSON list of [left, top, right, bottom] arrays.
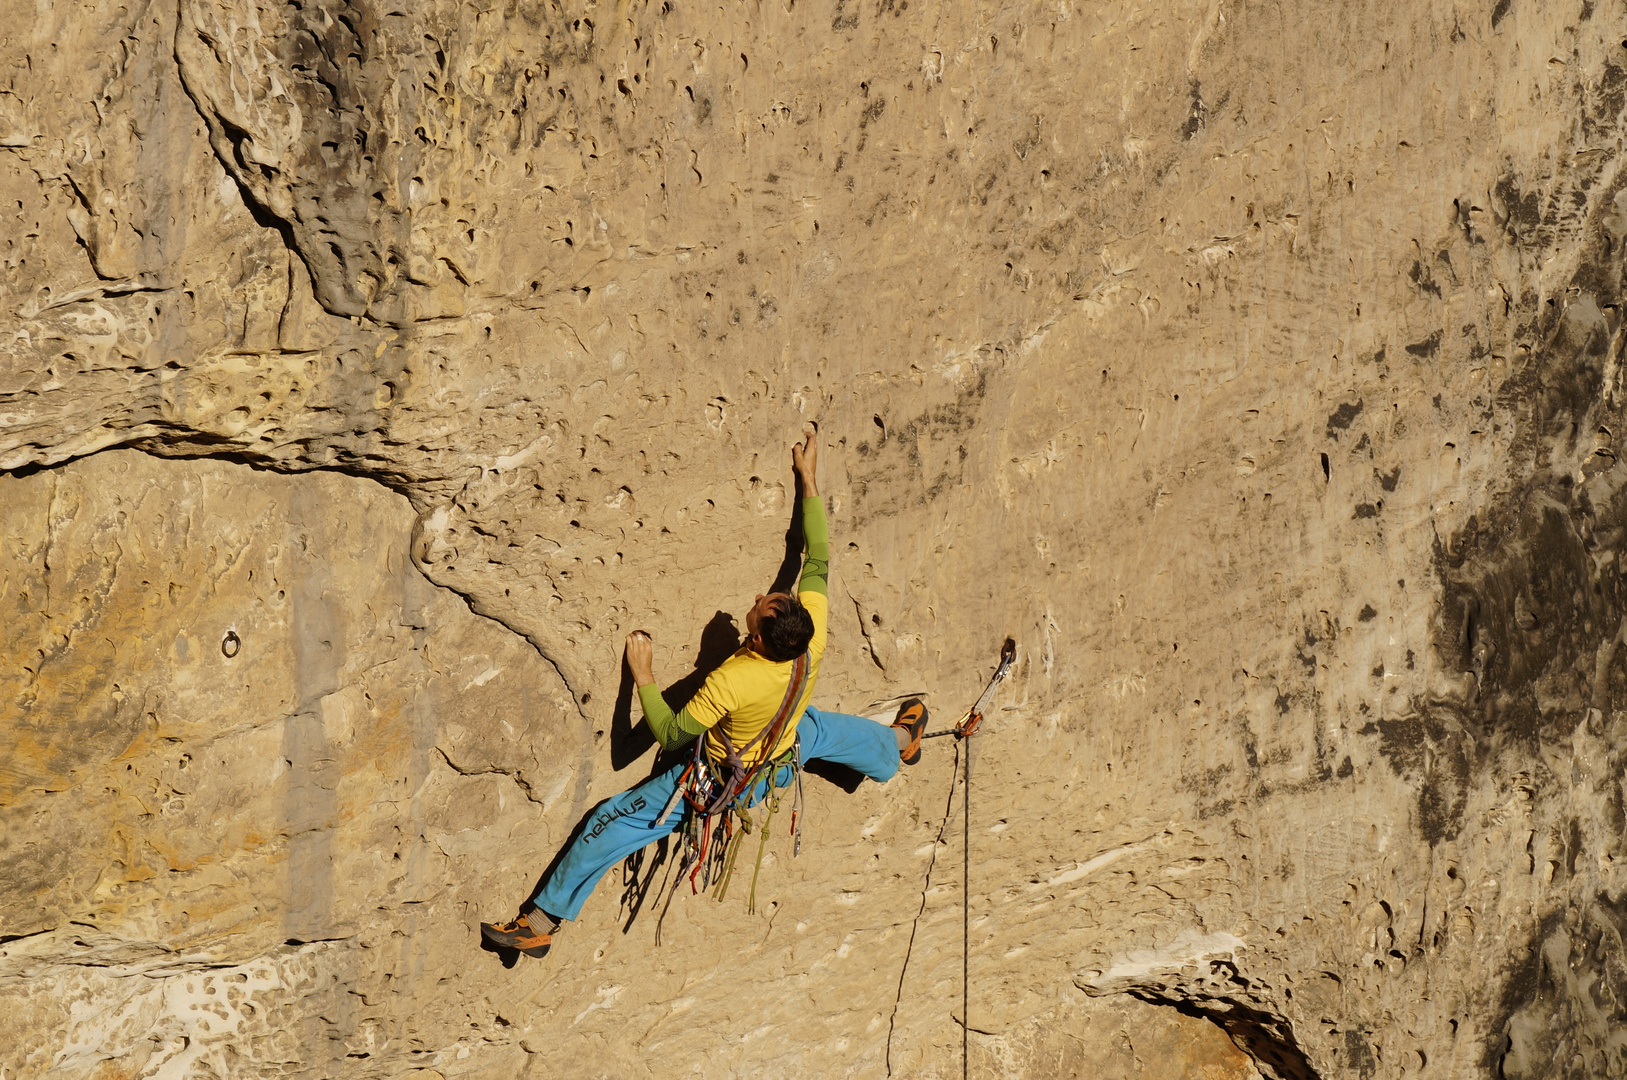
[[639, 495, 830, 752]]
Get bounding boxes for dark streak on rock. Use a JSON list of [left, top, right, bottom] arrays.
[[1181, 80, 1207, 141], [1325, 400, 1362, 438], [1404, 331, 1442, 358]]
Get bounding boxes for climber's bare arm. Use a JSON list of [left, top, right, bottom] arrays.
[[627, 630, 706, 749]]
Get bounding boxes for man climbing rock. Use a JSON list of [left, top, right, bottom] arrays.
[[481, 431, 929, 958]]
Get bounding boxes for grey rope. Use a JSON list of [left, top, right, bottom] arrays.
[[884, 736, 964, 1075], [963, 732, 972, 1080]]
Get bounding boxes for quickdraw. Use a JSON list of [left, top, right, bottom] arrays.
[[921, 637, 1017, 741], [664, 651, 810, 915]]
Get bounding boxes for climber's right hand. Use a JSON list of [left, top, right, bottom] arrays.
[[625, 630, 655, 686], [792, 429, 819, 497]]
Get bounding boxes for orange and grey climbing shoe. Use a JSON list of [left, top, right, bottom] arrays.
[[481, 910, 556, 958], [893, 698, 929, 766]]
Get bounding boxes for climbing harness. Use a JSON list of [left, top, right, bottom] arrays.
[[660, 651, 811, 916], [885, 638, 1018, 1080]]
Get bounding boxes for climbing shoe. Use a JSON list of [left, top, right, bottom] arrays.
[[893, 698, 929, 766], [481, 909, 557, 958]]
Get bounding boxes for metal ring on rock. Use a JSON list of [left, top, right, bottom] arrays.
[[221, 630, 241, 658]]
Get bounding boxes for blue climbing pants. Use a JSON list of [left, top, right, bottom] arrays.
[[531, 705, 899, 921]]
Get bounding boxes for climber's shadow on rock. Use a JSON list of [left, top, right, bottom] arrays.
[[768, 488, 807, 597], [610, 609, 744, 771], [478, 938, 524, 968]]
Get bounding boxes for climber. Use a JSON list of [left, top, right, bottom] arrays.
[[481, 430, 929, 958]]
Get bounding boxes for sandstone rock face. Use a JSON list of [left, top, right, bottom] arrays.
[[4, 0, 1627, 1076]]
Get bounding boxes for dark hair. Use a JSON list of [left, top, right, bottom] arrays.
[[760, 597, 814, 661]]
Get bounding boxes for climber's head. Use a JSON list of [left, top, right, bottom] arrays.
[[747, 592, 813, 662]]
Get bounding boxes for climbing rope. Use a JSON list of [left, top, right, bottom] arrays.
[[885, 639, 1016, 1080], [885, 714, 977, 1079], [884, 734, 964, 1076], [962, 729, 972, 1080]]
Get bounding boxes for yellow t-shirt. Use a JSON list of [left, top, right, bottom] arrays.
[[683, 590, 829, 766]]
